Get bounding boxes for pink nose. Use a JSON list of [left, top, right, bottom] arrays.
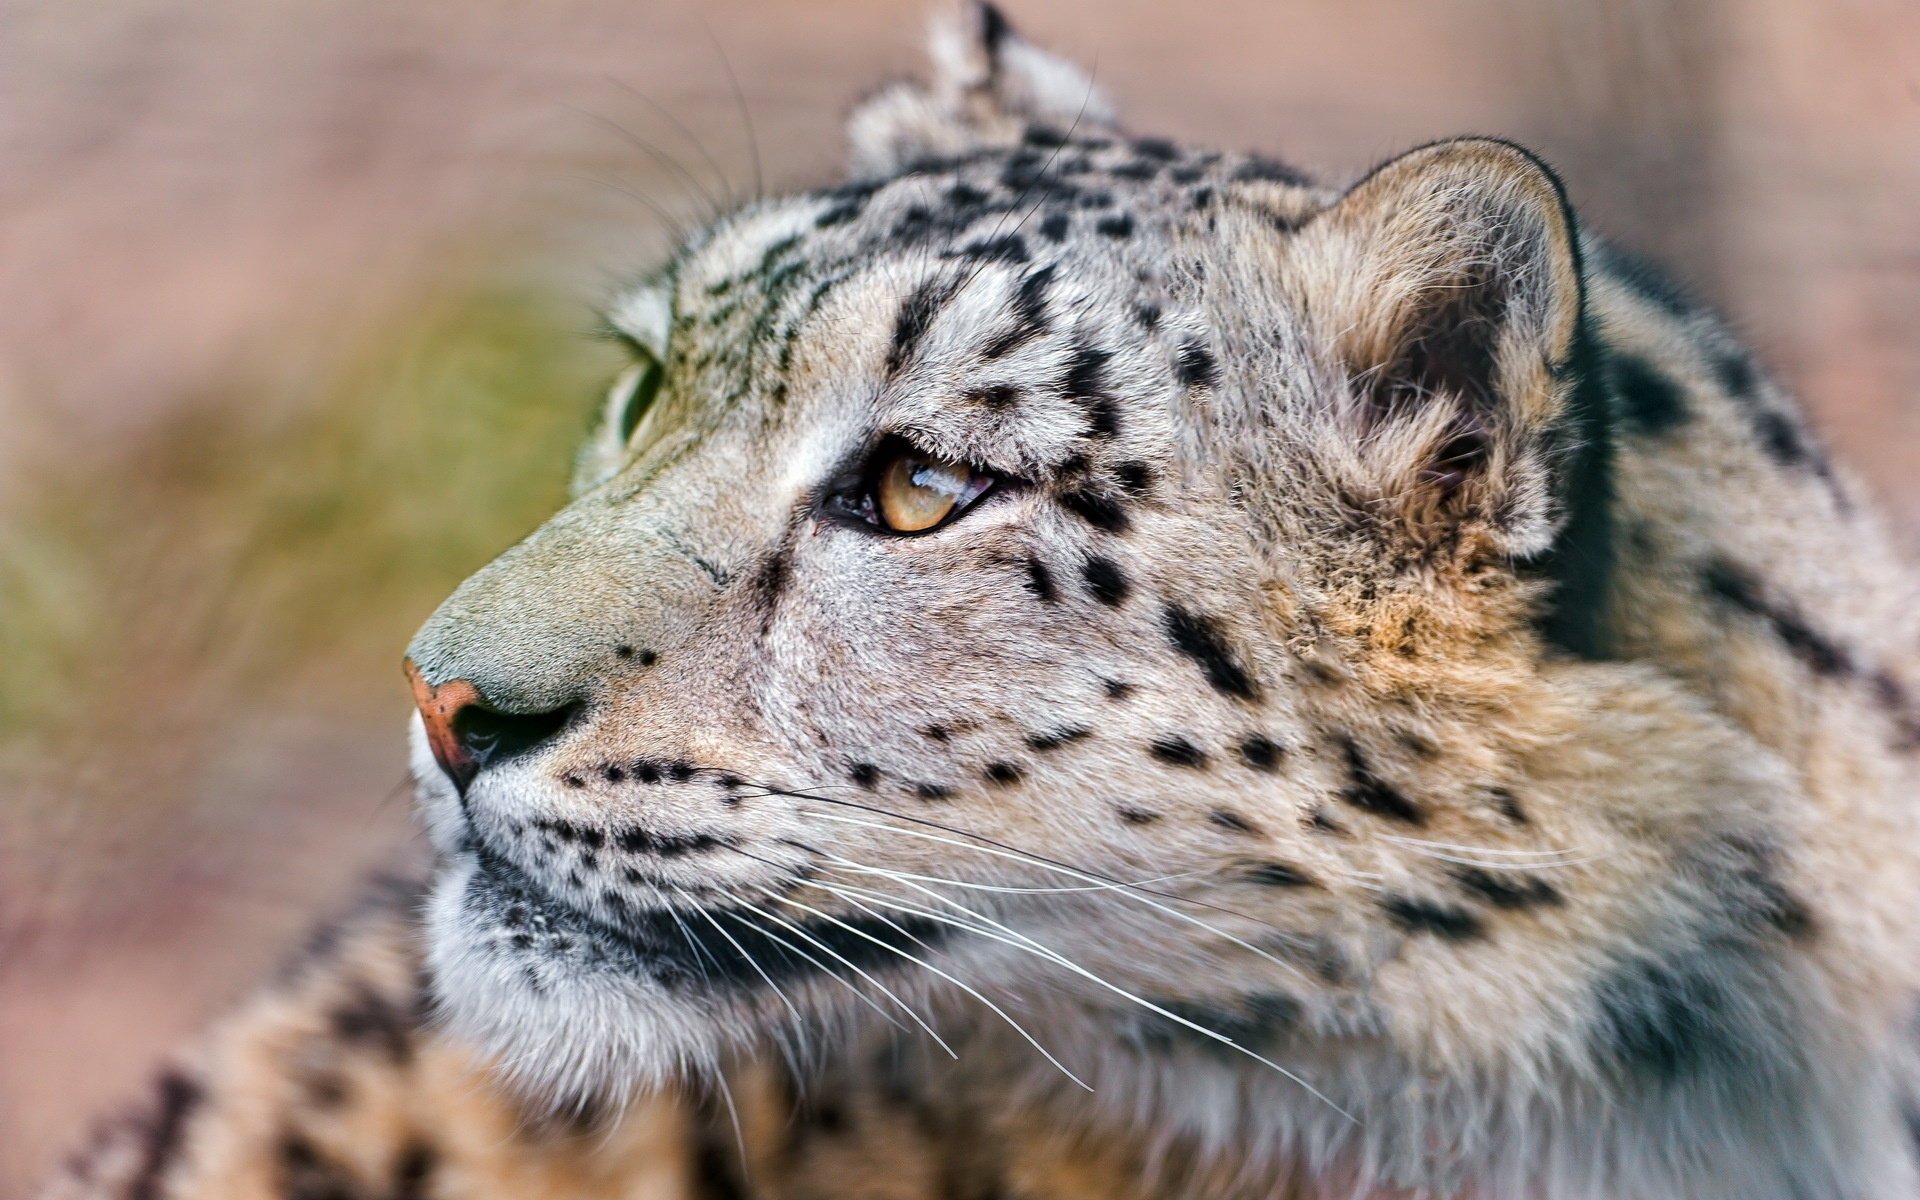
[[404, 658, 486, 790]]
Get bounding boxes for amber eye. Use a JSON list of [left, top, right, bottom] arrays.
[[833, 441, 998, 529], [877, 451, 978, 532]]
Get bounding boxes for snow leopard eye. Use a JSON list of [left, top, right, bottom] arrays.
[[828, 440, 998, 535]]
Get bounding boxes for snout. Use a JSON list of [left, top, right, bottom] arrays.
[[403, 658, 577, 791]]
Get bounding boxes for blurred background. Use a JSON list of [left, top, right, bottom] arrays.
[[1, 0, 1916, 1192]]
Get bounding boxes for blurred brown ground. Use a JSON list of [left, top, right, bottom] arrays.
[[1, 0, 1916, 1193]]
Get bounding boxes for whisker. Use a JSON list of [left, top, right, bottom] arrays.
[[565, 105, 726, 220], [955, 55, 1102, 299], [698, 17, 762, 200], [814, 874, 1354, 1123], [717, 907, 914, 1040], [762, 891, 1091, 1090], [1383, 845, 1613, 872], [1376, 833, 1588, 860], [819, 856, 1207, 895], [679, 888, 806, 1035], [601, 75, 739, 208], [749, 779, 1301, 935], [802, 809, 1314, 973], [741, 886, 957, 1058]]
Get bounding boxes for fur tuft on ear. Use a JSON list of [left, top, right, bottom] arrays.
[[1283, 138, 1591, 559], [847, 1, 1115, 179]]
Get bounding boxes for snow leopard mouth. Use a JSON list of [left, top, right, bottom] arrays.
[[457, 843, 947, 995]]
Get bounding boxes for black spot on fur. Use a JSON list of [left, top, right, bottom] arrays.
[[126, 1071, 204, 1200], [1062, 344, 1111, 398], [847, 762, 879, 789], [1117, 805, 1161, 825], [965, 383, 1022, 408], [1451, 867, 1563, 910], [1336, 738, 1426, 825], [1024, 554, 1058, 602], [1491, 788, 1529, 824], [614, 644, 634, 659], [1591, 949, 1751, 1085], [749, 545, 792, 635], [947, 181, 989, 207], [617, 827, 729, 857], [1037, 211, 1071, 242], [983, 761, 1024, 786], [912, 782, 953, 801], [1149, 735, 1207, 768], [1103, 678, 1136, 701], [1307, 808, 1345, 835], [1024, 727, 1091, 751], [1095, 213, 1135, 238], [815, 200, 864, 228], [1060, 485, 1130, 533], [957, 233, 1029, 264], [1081, 555, 1130, 606], [1704, 559, 1852, 677], [1237, 733, 1284, 771], [1133, 137, 1179, 161], [1023, 124, 1069, 148], [1750, 407, 1821, 470], [920, 724, 952, 743], [277, 1132, 360, 1200], [1712, 348, 1759, 399], [977, 0, 1012, 56], [1174, 339, 1220, 389], [1209, 809, 1259, 834], [638, 648, 658, 667], [1162, 604, 1259, 700], [1381, 894, 1485, 940], [1246, 862, 1315, 888], [331, 982, 413, 1063], [983, 264, 1055, 359], [1233, 157, 1310, 185], [1611, 351, 1689, 435], [887, 276, 956, 377], [391, 1141, 436, 1200], [1113, 460, 1155, 496], [1134, 993, 1302, 1054]]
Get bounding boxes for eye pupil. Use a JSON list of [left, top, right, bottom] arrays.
[[878, 453, 965, 532]]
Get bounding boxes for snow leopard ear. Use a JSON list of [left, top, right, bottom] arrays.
[[1281, 138, 1594, 562], [847, 1, 1116, 178]]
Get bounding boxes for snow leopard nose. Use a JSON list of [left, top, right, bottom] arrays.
[[404, 658, 577, 792]]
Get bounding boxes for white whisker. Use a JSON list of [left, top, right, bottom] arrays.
[[717, 907, 913, 1039], [763, 890, 1091, 1090], [741, 889, 958, 1058], [813, 874, 1355, 1123], [804, 810, 1314, 970]]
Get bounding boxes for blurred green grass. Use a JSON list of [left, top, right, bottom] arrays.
[[0, 279, 619, 799]]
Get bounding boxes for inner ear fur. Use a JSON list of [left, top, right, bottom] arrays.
[[1285, 138, 1586, 552]]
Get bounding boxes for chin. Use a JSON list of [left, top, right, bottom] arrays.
[[421, 850, 737, 1113]]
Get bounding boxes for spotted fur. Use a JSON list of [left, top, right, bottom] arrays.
[[48, 4, 1920, 1198]]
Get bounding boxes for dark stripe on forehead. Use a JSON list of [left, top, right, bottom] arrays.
[[887, 275, 959, 378], [982, 263, 1056, 360]]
